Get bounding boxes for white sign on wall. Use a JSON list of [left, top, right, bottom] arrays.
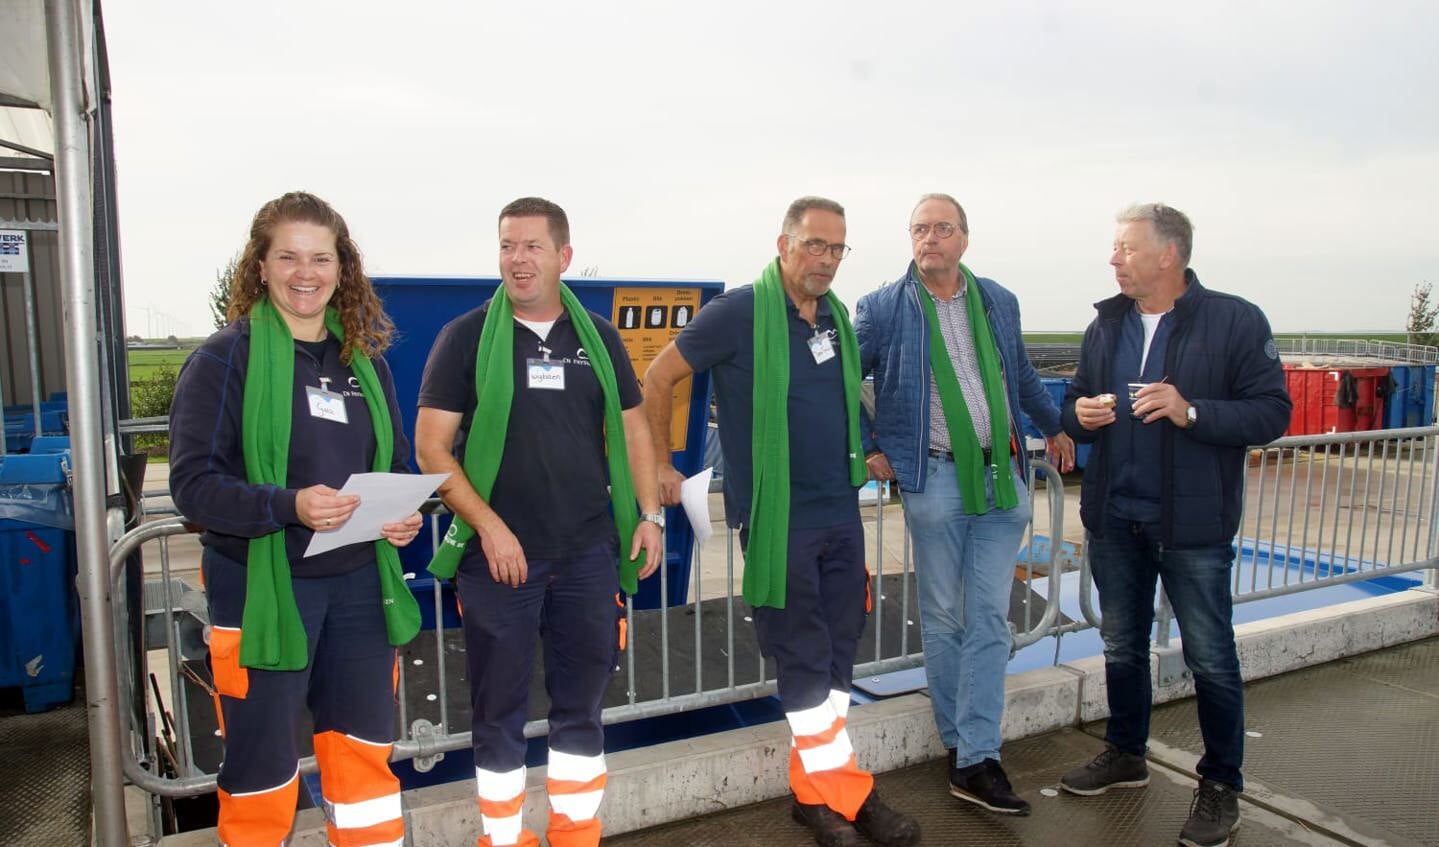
[[0, 230, 28, 273]]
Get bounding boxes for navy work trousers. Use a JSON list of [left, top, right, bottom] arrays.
[[454, 539, 622, 772]]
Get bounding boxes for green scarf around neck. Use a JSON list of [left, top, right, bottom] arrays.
[[240, 298, 421, 671], [747, 259, 867, 609], [427, 283, 642, 594], [917, 262, 1018, 515]]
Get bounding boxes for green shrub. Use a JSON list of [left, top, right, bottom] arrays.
[[130, 366, 178, 459]]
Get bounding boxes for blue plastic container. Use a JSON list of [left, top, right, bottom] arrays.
[[3, 422, 33, 453], [27, 436, 71, 454], [3, 408, 66, 433], [1383, 364, 1436, 429], [372, 276, 725, 611], [0, 450, 78, 712], [1018, 377, 1091, 470]]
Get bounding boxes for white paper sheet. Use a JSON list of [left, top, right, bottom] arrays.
[[680, 467, 715, 547], [303, 472, 450, 557]]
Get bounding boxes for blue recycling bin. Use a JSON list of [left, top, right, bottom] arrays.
[[0, 450, 79, 712], [371, 276, 724, 611], [1383, 364, 1436, 429], [3, 421, 33, 453], [4, 406, 68, 454], [1018, 377, 1091, 470], [27, 435, 71, 454]]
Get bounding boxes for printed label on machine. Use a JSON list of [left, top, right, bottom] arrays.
[[612, 287, 702, 450]]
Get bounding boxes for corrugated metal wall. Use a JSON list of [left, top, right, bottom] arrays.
[[0, 168, 65, 408]]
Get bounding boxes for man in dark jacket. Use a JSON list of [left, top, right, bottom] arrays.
[[1058, 203, 1291, 847]]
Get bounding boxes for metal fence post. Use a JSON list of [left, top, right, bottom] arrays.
[[46, 0, 130, 842]]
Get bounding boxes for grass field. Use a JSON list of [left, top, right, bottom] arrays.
[[127, 348, 193, 381], [121, 331, 1415, 378]]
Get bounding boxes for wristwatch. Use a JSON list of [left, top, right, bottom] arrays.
[[1185, 405, 1198, 429], [641, 511, 666, 529]]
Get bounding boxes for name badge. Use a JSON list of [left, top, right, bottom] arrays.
[[527, 358, 565, 390], [305, 385, 349, 423], [808, 331, 835, 364]]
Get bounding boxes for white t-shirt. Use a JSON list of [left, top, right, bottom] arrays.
[[515, 317, 557, 342], [1139, 311, 1164, 374]]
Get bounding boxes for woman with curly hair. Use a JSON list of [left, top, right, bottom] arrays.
[[169, 191, 421, 846]]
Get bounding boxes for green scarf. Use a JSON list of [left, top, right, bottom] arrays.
[[917, 262, 1018, 515], [239, 298, 421, 671], [747, 259, 867, 609], [427, 283, 642, 594]]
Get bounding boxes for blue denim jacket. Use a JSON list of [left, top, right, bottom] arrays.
[[855, 264, 1061, 493]]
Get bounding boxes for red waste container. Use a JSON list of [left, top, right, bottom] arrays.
[[1334, 367, 1389, 432], [1283, 365, 1389, 435]]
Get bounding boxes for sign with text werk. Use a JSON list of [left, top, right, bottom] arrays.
[[0, 231, 28, 273]]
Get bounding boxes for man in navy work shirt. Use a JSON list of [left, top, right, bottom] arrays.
[[1058, 203, 1290, 847], [415, 197, 663, 847], [644, 197, 920, 847]]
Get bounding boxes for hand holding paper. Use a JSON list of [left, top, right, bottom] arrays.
[[680, 467, 715, 547], [304, 472, 450, 557]]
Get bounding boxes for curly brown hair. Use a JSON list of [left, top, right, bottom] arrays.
[[227, 191, 394, 362]]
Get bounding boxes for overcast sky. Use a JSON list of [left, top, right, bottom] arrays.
[[103, 0, 1439, 337]]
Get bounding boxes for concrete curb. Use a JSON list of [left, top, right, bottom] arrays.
[[154, 586, 1438, 846]]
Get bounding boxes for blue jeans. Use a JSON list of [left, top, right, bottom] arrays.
[[1088, 514, 1245, 789], [901, 458, 1031, 766]]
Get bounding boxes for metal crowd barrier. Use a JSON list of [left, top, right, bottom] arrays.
[[1274, 337, 1439, 364], [108, 459, 1065, 799], [1077, 426, 1439, 640], [108, 426, 1439, 805]]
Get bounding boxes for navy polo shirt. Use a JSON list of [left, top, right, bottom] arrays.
[[417, 302, 642, 559], [1106, 307, 1174, 522], [675, 283, 860, 530]]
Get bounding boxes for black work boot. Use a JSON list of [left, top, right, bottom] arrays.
[[1059, 744, 1151, 795], [790, 801, 861, 847], [949, 755, 1031, 815], [1178, 779, 1241, 847], [852, 790, 921, 846]]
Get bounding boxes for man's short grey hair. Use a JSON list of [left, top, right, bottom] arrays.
[[1117, 203, 1193, 267], [913, 193, 969, 235], [782, 196, 845, 233]]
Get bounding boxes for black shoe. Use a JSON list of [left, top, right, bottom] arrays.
[[791, 801, 861, 847], [1178, 779, 1241, 847], [853, 790, 921, 846], [950, 757, 1031, 816], [1059, 745, 1151, 796]]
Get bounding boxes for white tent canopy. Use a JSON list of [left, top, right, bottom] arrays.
[[0, 0, 95, 159]]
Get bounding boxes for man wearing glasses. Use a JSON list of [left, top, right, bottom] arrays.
[[854, 193, 1074, 817], [644, 197, 921, 847]]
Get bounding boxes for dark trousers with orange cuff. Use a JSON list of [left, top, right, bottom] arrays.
[[204, 549, 403, 847], [455, 539, 622, 847], [748, 520, 875, 820]]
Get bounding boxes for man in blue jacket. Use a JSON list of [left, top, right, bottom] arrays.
[[855, 193, 1074, 816], [1058, 203, 1291, 847]]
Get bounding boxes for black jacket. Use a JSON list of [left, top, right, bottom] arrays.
[[1061, 272, 1292, 546]]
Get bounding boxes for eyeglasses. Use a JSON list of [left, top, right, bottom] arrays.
[[909, 222, 961, 241], [785, 234, 852, 260]]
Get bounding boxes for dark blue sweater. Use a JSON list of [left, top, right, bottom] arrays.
[[168, 318, 411, 577]]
